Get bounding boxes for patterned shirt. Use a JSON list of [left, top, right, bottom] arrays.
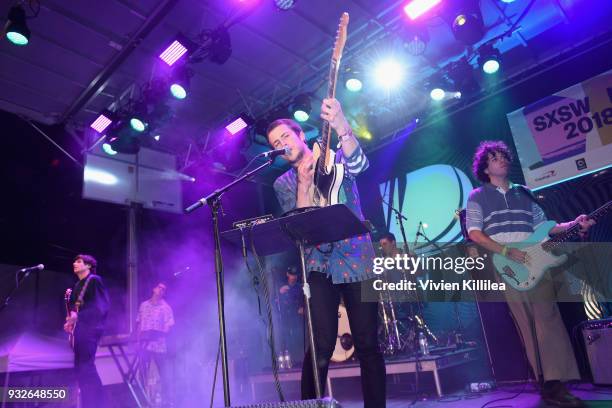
[[137, 299, 175, 353], [273, 144, 375, 283], [466, 182, 547, 243]]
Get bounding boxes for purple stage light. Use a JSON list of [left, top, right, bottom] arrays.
[[90, 113, 113, 133], [225, 117, 248, 135], [403, 0, 441, 20], [159, 40, 188, 66]]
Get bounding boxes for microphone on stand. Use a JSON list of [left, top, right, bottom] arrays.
[[173, 266, 190, 277], [19, 264, 44, 273], [258, 147, 291, 159]]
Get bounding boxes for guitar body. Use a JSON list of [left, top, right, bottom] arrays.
[[492, 221, 568, 291], [64, 289, 76, 349], [312, 142, 344, 206]]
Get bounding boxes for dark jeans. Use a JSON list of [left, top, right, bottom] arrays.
[[301, 272, 386, 408], [74, 328, 105, 408]]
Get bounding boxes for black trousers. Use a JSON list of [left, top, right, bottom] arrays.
[[74, 328, 105, 408], [301, 272, 386, 408]]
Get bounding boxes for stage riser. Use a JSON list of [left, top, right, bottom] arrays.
[[232, 399, 341, 408]]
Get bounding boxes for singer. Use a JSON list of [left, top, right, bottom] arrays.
[[64, 254, 110, 407], [267, 98, 386, 407]]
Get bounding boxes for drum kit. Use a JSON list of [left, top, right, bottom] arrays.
[[330, 287, 438, 363]]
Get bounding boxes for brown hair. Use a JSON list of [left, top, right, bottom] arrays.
[[265, 118, 303, 144], [74, 254, 97, 274]]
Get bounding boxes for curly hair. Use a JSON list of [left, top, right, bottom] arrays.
[[472, 140, 513, 183]]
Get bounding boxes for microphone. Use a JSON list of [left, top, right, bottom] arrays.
[[185, 197, 207, 213], [173, 266, 190, 277], [258, 147, 291, 159], [19, 264, 44, 273]]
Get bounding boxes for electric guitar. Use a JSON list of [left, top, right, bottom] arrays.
[[64, 288, 75, 348], [312, 13, 349, 207], [492, 200, 611, 291]]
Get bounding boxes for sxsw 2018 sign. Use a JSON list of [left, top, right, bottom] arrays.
[[507, 70, 612, 190]]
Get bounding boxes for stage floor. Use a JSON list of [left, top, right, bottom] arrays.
[[337, 383, 612, 407]]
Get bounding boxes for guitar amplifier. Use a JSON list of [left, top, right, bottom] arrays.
[[582, 318, 612, 385], [232, 399, 341, 408]]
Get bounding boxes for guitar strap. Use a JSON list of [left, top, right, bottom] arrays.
[[513, 184, 551, 220], [74, 274, 94, 312]]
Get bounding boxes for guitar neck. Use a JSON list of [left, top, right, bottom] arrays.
[[317, 58, 340, 173], [547, 200, 612, 246]]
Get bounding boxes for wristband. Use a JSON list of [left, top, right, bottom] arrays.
[[500, 246, 508, 257], [338, 129, 353, 142]]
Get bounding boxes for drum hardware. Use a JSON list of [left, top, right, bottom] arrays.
[[331, 304, 355, 362]]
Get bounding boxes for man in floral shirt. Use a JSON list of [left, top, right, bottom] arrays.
[[267, 98, 385, 408], [137, 282, 174, 406]]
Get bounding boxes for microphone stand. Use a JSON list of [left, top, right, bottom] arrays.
[[185, 158, 274, 407], [381, 198, 410, 255], [0, 269, 38, 313], [382, 199, 426, 402]]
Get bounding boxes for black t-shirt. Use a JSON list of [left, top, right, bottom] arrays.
[[69, 274, 110, 333]]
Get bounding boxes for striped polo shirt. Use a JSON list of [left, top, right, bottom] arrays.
[[466, 183, 547, 243], [273, 144, 375, 283]]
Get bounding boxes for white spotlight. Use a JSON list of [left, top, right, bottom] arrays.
[[374, 59, 404, 90]]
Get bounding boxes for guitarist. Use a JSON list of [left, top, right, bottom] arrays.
[[465, 141, 594, 408], [267, 99, 386, 407], [64, 254, 110, 407]]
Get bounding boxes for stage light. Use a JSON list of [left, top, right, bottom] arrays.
[[482, 59, 499, 75], [130, 117, 147, 132], [374, 59, 404, 90], [427, 74, 452, 101], [159, 39, 189, 66], [430, 88, 445, 101], [274, 0, 296, 11], [169, 65, 191, 99], [346, 78, 362, 92], [478, 44, 501, 74], [226, 117, 248, 135], [356, 128, 372, 140], [90, 112, 114, 133], [153, 134, 161, 141], [6, 5, 30, 46], [448, 0, 484, 45], [403, 0, 441, 20], [170, 84, 186, 99], [344, 66, 363, 92], [500, 0, 516, 3], [102, 143, 118, 156], [292, 94, 311, 123]]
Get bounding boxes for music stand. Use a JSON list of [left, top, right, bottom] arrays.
[[222, 204, 370, 398]]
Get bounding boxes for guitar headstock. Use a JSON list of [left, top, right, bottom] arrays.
[[64, 288, 72, 301], [331, 12, 349, 63]]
